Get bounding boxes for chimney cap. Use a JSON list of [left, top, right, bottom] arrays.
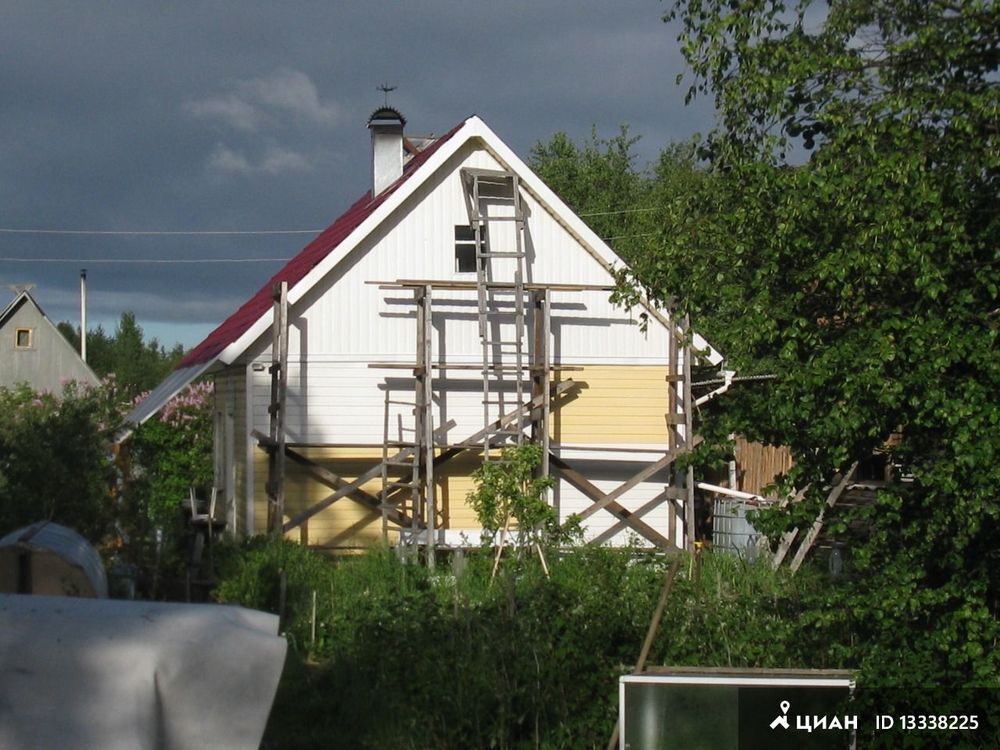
[[367, 106, 406, 128]]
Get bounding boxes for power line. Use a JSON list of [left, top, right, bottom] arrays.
[[578, 207, 658, 217], [0, 229, 660, 264], [0, 228, 322, 236], [0, 211, 662, 264], [0, 206, 661, 236], [0, 257, 291, 264]]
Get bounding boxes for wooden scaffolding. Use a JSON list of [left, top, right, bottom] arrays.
[[256, 169, 703, 554]]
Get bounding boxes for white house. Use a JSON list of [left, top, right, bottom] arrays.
[[127, 110, 723, 553]]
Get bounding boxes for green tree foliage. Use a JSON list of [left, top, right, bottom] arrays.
[[215, 543, 835, 749], [606, 0, 999, 691], [128, 381, 214, 529], [529, 128, 706, 267], [468, 443, 558, 547], [58, 312, 184, 398], [0, 375, 213, 595], [0, 381, 124, 543]]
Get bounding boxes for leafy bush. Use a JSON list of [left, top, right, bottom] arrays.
[[128, 381, 214, 528], [215, 539, 833, 749], [467, 443, 556, 547], [214, 535, 338, 651], [0, 380, 123, 543]]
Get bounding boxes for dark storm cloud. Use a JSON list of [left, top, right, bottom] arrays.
[[0, 1, 713, 348]]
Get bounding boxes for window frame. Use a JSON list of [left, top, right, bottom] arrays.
[[454, 224, 486, 274], [14, 327, 33, 349]]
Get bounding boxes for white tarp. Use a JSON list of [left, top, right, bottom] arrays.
[[0, 594, 287, 750]]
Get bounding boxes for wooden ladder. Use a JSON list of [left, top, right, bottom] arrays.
[[461, 167, 528, 461], [379, 392, 422, 544]]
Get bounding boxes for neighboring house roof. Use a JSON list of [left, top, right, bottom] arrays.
[[0, 290, 44, 332], [122, 114, 721, 437], [0, 289, 99, 391]]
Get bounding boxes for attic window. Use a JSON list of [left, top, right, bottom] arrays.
[[15, 328, 33, 349], [455, 225, 486, 274]]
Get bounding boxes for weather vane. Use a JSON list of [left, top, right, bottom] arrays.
[[377, 83, 397, 107]]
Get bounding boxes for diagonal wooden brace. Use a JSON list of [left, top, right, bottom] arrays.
[[573, 437, 703, 523], [548, 454, 676, 549], [589, 490, 674, 546], [253, 431, 415, 530], [788, 462, 858, 573], [278, 381, 581, 534]]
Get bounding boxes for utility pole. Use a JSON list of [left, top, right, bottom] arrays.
[[80, 269, 87, 362]]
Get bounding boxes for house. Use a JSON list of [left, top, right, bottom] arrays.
[[0, 288, 98, 392], [126, 110, 727, 553]]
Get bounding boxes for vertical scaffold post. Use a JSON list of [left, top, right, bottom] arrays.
[[682, 314, 696, 553], [417, 284, 436, 565], [530, 289, 552, 481], [267, 281, 289, 534], [665, 310, 691, 550]]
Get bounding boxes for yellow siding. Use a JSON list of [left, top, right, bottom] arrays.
[[251, 365, 671, 548], [252, 448, 486, 548], [553, 365, 670, 445]]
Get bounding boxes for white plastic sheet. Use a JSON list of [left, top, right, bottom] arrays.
[[0, 594, 287, 749]]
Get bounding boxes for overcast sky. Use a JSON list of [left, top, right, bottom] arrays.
[[1, 1, 714, 349]]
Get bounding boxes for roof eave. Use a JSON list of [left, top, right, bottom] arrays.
[[214, 114, 723, 369], [464, 118, 725, 367], [217, 116, 481, 366]]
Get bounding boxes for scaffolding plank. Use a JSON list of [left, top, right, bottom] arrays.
[[370, 279, 615, 292]]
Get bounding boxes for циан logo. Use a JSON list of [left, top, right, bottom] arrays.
[[770, 700, 791, 730]]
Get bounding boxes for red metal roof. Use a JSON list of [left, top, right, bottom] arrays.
[[178, 120, 466, 368]]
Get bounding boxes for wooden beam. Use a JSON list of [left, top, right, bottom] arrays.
[[419, 285, 436, 560], [548, 454, 675, 549], [681, 314, 696, 553], [770, 485, 809, 569], [531, 289, 551, 481], [789, 463, 858, 573], [254, 431, 415, 529], [281, 383, 578, 533], [575, 450, 687, 522], [370, 279, 615, 292], [606, 556, 682, 750], [589, 491, 673, 547], [267, 281, 289, 534]]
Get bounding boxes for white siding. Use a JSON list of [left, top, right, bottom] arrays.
[[246, 142, 671, 441], [273, 142, 668, 365], [240, 139, 684, 547]]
